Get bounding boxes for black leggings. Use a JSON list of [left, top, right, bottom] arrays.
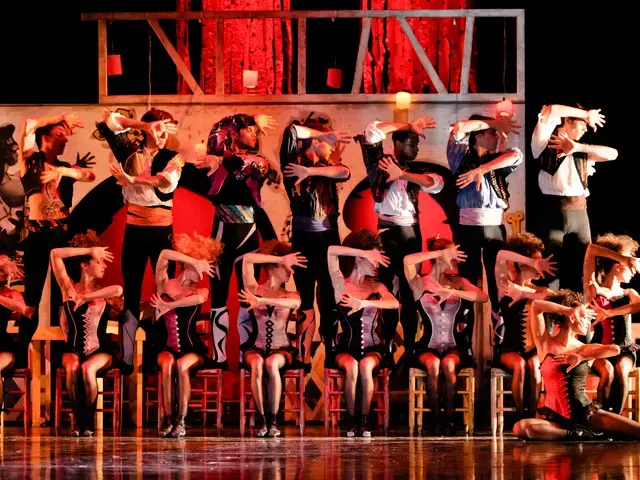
[[378, 225, 421, 356], [291, 229, 340, 358], [209, 218, 260, 368]]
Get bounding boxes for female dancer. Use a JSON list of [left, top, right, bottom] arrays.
[[404, 237, 488, 435], [150, 232, 221, 439], [328, 229, 399, 437], [493, 233, 556, 417], [50, 232, 122, 436], [0, 254, 26, 411], [584, 233, 640, 413], [238, 240, 305, 437], [514, 290, 640, 440]]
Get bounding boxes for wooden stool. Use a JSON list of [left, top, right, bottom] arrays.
[[1, 368, 31, 434], [55, 368, 122, 434], [408, 367, 475, 434], [586, 368, 640, 422], [143, 373, 160, 426], [239, 367, 305, 437], [323, 368, 390, 435], [489, 368, 518, 435]]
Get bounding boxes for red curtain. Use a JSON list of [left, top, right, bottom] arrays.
[[198, 0, 293, 94], [361, 0, 476, 94]]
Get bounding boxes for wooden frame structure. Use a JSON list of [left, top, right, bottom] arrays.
[[81, 9, 524, 105]]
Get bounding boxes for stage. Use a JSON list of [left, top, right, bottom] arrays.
[[1, 426, 640, 478]]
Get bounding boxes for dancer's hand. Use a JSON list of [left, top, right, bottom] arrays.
[[554, 352, 584, 373], [492, 117, 521, 140], [238, 289, 260, 311], [195, 259, 216, 279], [534, 254, 557, 278], [340, 293, 365, 316], [150, 293, 172, 317], [456, 167, 484, 191], [92, 247, 114, 264], [282, 252, 307, 272], [503, 281, 526, 307], [589, 300, 609, 329], [62, 113, 84, 131], [622, 256, 640, 276], [75, 152, 96, 169], [364, 249, 390, 269], [443, 245, 467, 264], [548, 132, 577, 157], [1, 260, 24, 281], [193, 155, 222, 176], [283, 163, 310, 186], [409, 116, 437, 138], [145, 119, 178, 137], [254, 115, 278, 136], [586, 109, 606, 132], [379, 158, 403, 183], [40, 164, 62, 187], [109, 163, 135, 186]]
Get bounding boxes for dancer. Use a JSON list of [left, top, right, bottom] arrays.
[[280, 115, 350, 367], [447, 115, 522, 314], [531, 104, 618, 291], [50, 232, 122, 436], [356, 116, 443, 359], [584, 234, 640, 413], [513, 290, 640, 440], [404, 237, 488, 435], [0, 254, 27, 412], [18, 114, 95, 336], [97, 108, 183, 374], [328, 229, 399, 437], [194, 113, 279, 369], [151, 232, 221, 439], [493, 233, 556, 417], [238, 241, 305, 437]]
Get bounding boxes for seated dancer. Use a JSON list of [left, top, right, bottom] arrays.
[[0, 254, 27, 411], [447, 115, 521, 315], [404, 237, 488, 435], [280, 115, 350, 368], [18, 114, 95, 339], [355, 116, 443, 360], [531, 104, 617, 291], [237, 241, 306, 437], [514, 290, 640, 440], [194, 113, 279, 369], [493, 233, 556, 417], [584, 234, 640, 413], [96, 109, 183, 374], [327, 229, 400, 437], [150, 233, 221, 439], [50, 232, 123, 437]]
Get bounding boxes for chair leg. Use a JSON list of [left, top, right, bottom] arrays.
[[408, 369, 416, 434], [497, 375, 504, 435], [157, 372, 163, 432], [240, 370, 246, 437], [383, 371, 390, 435], [217, 372, 223, 431], [113, 374, 121, 436], [469, 373, 475, 436], [299, 370, 305, 435], [202, 377, 208, 427], [323, 370, 330, 435], [55, 371, 62, 431], [490, 371, 497, 436], [24, 372, 31, 435]]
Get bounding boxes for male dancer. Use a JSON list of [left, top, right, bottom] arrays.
[[280, 115, 350, 367]]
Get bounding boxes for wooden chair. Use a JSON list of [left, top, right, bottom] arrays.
[[0, 368, 31, 434]]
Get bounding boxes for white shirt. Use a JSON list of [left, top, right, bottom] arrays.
[[531, 113, 594, 197]]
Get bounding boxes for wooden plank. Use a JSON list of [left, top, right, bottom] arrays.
[[297, 18, 307, 94], [82, 10, 524, 21], [31, 342, 41, 426], [98, 20, 108, 101], [516, 12, 525, 97], [460, 16, 475, 94], [398, 18, 447, 94], [97, 92, 524, 105], [215, 19, 225, 95], [148, 19, 204, 95], [351, 17, 372, 94]]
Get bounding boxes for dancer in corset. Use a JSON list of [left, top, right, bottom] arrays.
[[514, 290, 640, 440], [50, 231, 122, 436], [238, 241, 306, 437], [493, 233, 556, 417], [194, 113, 279, 369], [584, 233, 640, 413], [328, 229, 400, 437], [404, 237, 488, 435], [280, 115, 350, 368], [151, 232, 221, 439]]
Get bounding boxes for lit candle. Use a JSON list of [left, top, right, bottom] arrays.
[[396, 91, 411, 110], [327, 68, 342, 89], [497, 99, 514, 118], [107, 55, 123, 76], [195, 142, 207, 156], [243, 70, 259, 89]]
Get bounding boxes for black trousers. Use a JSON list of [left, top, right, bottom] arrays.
[[378, 224, 422, 356], [291, 229, 340, 354]]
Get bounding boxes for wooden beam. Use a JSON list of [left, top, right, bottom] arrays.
[[82, 10, 524, 21], [398, 18, 447, 94], [148, 19, 204, 95], [297, 18, 306, 94], [98, 20, 108, 100], [352, 17, 372, 94], [516, 12, 525, 97], [215, 18, 224, 95], [460, 17, 475, 94], [97, 92, 524, 105]]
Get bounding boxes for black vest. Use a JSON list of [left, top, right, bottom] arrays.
[[150, 149, 180, 202], [456, 150, 510, 204]]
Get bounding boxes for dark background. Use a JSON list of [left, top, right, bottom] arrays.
[[0, 0, 637, 243]]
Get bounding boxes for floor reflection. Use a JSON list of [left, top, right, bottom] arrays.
[[1, 427, 640, 479]]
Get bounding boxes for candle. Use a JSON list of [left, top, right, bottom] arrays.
[[396, 91, 411, 110], [327, 68, 342, 89], [195, 142, 207, 156], [497, 99, 514, 118], [243, 69, 258, 89], [107, 55, 123, 76]]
